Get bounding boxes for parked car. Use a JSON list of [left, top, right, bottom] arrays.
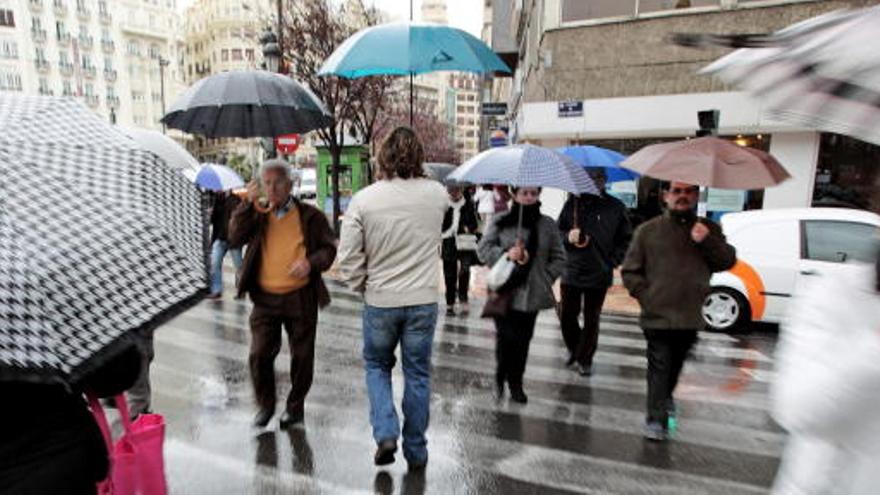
[[703, 208, 880, 332], [299, 167, 317, 200]]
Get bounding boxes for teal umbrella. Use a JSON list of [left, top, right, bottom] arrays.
[[318, 21, 510, 124]]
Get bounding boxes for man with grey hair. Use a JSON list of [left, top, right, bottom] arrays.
[[229, 159, 337, 429]]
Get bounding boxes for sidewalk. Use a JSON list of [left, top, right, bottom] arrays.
[[325, 263, 641, 318]]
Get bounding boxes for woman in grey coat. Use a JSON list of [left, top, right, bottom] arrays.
[[478, 187, 566, 403]]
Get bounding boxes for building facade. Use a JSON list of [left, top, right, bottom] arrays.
[[180, 0, 270, 162], [489, 0, 880, 217], [0, 0, 186, 131]]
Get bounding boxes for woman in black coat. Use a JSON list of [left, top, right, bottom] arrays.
[[441, 186, 480, 316]]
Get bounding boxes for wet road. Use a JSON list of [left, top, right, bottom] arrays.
[[151, 271, 783, 494]]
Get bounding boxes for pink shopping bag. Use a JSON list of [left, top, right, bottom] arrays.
[[88, 394, 167, 495]]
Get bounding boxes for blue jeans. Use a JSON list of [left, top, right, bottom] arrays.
[[362, 303, 437, 464], [210, 239, 243, 295]]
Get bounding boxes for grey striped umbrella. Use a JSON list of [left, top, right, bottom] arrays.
[[447, 144, 599, 195], [161, 70, 332, 138], [0, 94, 209, 387]]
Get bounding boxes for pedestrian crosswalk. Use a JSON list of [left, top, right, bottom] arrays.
[[151, 275, 783, 494]]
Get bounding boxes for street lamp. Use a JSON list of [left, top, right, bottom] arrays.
[[158, 56, 170, 133], [260, 29, 281, 74]]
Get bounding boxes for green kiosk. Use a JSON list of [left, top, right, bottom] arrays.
[[316, 144, 371, 216]]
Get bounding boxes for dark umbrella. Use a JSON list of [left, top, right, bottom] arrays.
[[161, 70, 332, 138], [0, 94, 209, 387]]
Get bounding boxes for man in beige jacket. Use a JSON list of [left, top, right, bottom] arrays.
[[337, 127, 448, 471]]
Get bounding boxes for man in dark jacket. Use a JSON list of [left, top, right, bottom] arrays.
[[207, 191, 244, 299], [441, 186, 480, 316], [229, 159, 337, 429], [557, 170, 631, 376], [622, 181, 736, 441]]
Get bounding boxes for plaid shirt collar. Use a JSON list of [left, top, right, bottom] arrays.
[[274, 195, 296, 218]]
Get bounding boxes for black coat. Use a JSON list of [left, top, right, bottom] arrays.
[[557, 193, 632, 288], [441, 197, 480, 262], [210, 192, 241, 243]]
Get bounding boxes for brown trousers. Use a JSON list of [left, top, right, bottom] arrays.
[[249, 288, 318, 414]]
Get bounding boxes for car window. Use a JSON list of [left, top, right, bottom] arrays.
[[803, 221, 878, 263]]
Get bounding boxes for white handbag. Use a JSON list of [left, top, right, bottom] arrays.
[[455, 233, 479, 252], [486, 255, 516, 291]]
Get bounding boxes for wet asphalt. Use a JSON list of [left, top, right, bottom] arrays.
[[149, 268, 783, 494]]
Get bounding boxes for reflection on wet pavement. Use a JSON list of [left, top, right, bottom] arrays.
[[152, 275, 782, 494]]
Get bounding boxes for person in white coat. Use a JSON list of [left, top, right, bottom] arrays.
[[771, 251, 880, 495]]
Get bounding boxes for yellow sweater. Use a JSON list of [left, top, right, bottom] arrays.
[[258, 208, 309, 294]]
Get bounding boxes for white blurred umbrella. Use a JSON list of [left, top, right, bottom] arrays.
[[675, 5, 880, 145], [119, 126, 200, 181]]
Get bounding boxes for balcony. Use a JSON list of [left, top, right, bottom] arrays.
[[82, 65, 97, 78], [31, 28, 47, 42], [106, 95, 120, 108], [57, 32, 71, 46], [39, 88, 54, 96], [29, 0, 42, 12], [77, 7, 90, 20], [99, 10, 111, 23], [61, 87, 75, 97], [103, 68, 117, 82], [77, 35, 93, 50], [53, 1, 67, 16], [101, 39, 115, 53], [85, 94, 99, 107], [34, 59, 50, 72]]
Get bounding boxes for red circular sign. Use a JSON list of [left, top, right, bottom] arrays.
[[275, 134, 301, 154]]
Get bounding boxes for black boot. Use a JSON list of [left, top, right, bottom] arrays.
[[509, 383, 528, 404]]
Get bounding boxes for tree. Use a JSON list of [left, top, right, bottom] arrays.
[[374, 97, 461, 165], [281, 0, 393, 233]]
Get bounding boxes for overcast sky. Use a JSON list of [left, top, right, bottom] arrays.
[[366, 0, 484, 36]]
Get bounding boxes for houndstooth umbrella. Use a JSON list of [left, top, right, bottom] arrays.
[[161, 70, 332, 138], [0, 94, 209, 387], [674, 5, 880, 145]]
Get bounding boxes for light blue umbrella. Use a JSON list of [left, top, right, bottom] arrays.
[[448, 144, 599, 195], [318, 22, 510, 123], [557, 145, 640, 183], [319, 22, 510, 77], [194, 163, 245, 191]]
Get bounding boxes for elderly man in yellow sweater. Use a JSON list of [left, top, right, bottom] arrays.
[[229, 159, 337, 429]]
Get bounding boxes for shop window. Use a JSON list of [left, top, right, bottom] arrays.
[[814, 134, 880, 209]]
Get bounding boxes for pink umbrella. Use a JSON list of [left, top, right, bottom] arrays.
[[619, 137, 790, 189]]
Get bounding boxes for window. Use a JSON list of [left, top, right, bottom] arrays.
[[245, 49, 254, 61], [0, 10, 15, 28], [131, 90, 144, 102], [103, 56, 112, 70], [1, 41, 17, 59], [33, 18, 43, 30], [84, 82, 94, 96], [562, 1, 635, 22], [127, 40, 140, 56], [38, 77, 50, 94], [638, 0, 720, 14], [231, 49, 242, 61], [0, 71, 22, 90], [149, 44, 160, 59], [221, 49, 228, 61], [62, 80, 74, 96], [35, 47, 46, 61], [803, 221, 878, 264]]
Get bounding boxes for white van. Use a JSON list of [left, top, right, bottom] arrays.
[[299, 168, 317, 200], [703, 208, 880, 332]]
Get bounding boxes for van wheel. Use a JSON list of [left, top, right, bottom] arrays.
[[702, 288, 750, 333]]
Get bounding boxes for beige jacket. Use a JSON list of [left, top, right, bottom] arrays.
[[337, 177, 448, 308]]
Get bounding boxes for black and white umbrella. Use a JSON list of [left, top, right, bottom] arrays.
[[674, 5, 880, 145], [0, 94, 209, 387], [161, 70, 332, 138]]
